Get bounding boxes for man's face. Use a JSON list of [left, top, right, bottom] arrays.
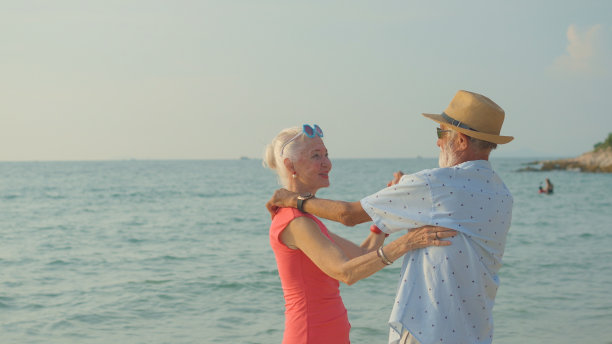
[[437, 125, 459, 168]]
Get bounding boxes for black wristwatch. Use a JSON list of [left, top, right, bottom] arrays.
[[297, 193, 314, 213]]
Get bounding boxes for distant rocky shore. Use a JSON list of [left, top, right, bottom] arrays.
[[519, 147, 612, 173]]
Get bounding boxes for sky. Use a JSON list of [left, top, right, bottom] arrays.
[[1, 0, 611, 161]]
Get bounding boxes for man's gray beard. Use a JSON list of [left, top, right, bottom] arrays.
[[438, 139, 459, 168]]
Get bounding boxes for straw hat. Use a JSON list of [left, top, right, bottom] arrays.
[[422, 90, 514, 144]]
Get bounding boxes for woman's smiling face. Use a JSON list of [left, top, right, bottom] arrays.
[[293, 137, 331, 193]]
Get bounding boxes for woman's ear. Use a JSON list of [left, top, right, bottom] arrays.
[[283, 157, 295, 175]]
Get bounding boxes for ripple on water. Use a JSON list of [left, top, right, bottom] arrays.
[[0, 296, 15, 309], [47, 259, 70, 266], [144, 279, 173, 285]]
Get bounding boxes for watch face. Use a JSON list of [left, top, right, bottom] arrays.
[[298, 193, 313, 200]]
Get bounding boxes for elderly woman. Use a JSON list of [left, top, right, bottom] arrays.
[[263, 124, 456, 344]]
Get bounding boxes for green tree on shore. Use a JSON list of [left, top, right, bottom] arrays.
[[594, 133, 612, 151]]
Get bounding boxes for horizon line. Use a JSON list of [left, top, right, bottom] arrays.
[[0, 155, 570, 163]]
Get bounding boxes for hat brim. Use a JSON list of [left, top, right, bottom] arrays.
[[422, 113, 514, 144]]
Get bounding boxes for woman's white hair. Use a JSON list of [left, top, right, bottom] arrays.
[[263, 127, 309, 188]]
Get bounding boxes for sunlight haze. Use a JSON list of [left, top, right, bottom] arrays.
[[2, 1, 611, 161]]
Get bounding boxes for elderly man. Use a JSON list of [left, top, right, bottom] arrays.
[[267, 90, 514, 344]]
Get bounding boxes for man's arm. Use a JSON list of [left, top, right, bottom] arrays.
[[266, 188, 372, 226], [302, 197, 371, 226]]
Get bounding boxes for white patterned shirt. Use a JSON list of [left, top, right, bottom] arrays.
[[360, 160, 513, 344]]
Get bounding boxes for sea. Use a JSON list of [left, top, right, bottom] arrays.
[[1, 158, 611, 344]]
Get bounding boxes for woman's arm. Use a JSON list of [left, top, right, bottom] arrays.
[[281, 216, 456, 285], [327, 230, 386, 260]]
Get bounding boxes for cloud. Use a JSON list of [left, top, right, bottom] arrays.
[[549, 24, 611, 77]]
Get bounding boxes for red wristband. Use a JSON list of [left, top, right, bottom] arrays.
[[370, 225, 389, 237]]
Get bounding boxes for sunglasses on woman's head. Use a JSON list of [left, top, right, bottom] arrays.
[[303, 124, 323, 138], [281, 124, 324, 156]]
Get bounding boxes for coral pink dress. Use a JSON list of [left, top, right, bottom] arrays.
[[269, 207, 351, 344]]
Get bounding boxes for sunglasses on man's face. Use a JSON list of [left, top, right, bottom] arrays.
[[436, 127, 452, 139]]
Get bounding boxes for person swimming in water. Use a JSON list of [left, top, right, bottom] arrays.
[[539, 178, 553, 194]]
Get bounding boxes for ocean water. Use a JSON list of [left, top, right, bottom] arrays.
[[1, 158, 611, 344]]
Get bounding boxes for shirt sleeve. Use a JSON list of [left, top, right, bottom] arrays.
[[360, 172, 433, 234]]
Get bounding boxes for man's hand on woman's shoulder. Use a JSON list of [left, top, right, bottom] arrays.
[[266, 188, 299, 218]]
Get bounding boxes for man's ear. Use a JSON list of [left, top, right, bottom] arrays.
[[455, 132, 470, 152]]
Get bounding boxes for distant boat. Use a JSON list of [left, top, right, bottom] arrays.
[[240, 156, 249, 160]]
